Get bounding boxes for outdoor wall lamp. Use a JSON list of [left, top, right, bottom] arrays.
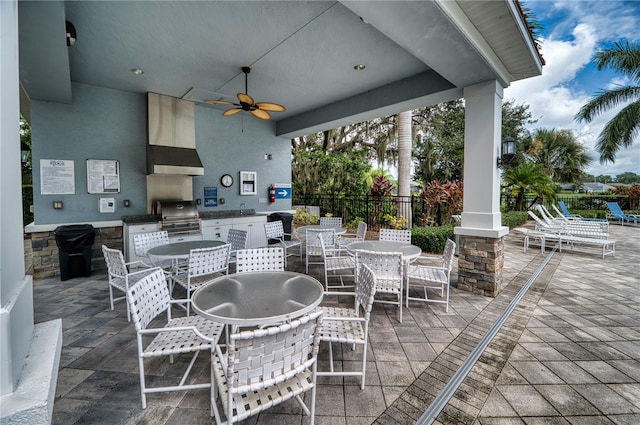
[[66, 21, 77, 47], [497, 137, 516, 168], [20, 142, 30, 165]]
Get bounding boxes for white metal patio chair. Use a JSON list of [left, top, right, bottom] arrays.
[[316, 262, 376, 389], [172, 244, 231, 315], [406, 239, 456, 312], [355, 249, 404, 322], [379, 228, 412, 244], [226, 228, 248, 268], [126, 267, 223, 409], [235, 247, 285, 272], [319, 232, 355, 290], [264, 220, 302, 267], [306, 228, 335, 273], [210, 310, 323, 425], [337, 221, 367, 251], [319, 216, 343, 227], [133, 230, 172, 270], [101, 245, 154, 321]]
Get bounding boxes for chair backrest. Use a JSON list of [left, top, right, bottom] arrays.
[[102, 245, 128, 277], [442, 239, 456, 272], [355, 221, 367, 240], [535, 204, 553, 224], [552, 204, 568, 218], [133, 231, 169, 257], [126, 267, 170, 331], [606, 202, 624, 218], [355, 249, 404, 282], [225, 310, 322, 394], [307, 229, 335, 257], [379, 228, 411, 243], [235, 247, 285, 273], [188, 244, 231, 277], [227, 228, 248, 251], [264, 221, 285, 240], [558, 201, 572, 217], [319, 217, 342, 227], [527, 210, 548, 228], [355, 263, 377, 320]]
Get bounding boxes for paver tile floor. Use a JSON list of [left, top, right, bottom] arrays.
[[32, 223, 640, 424]]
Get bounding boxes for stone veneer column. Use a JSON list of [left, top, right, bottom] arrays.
[[457, 235, 505, 297]]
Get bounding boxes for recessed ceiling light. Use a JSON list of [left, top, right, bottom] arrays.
[[353, 64, 366, 71], [131, 68, 144, 75]]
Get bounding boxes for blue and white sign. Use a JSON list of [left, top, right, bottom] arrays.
[[274, 183, 292, 199]]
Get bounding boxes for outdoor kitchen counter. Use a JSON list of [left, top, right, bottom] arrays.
[[120, 209, 263, 225]]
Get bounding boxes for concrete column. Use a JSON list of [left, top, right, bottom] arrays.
[[454, 80, 508, 297], [1, 2, 62, 423]]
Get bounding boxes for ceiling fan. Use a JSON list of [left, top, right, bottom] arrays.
[[204, 66, 285, 120]]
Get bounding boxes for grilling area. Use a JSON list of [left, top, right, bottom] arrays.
[[155, 201, 202, 239]]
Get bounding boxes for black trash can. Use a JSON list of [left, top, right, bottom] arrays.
[[54, 224, 96, 281], [268, 212, 294, 241]]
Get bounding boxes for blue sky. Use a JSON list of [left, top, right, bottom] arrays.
[[504, 0, 640, 178]]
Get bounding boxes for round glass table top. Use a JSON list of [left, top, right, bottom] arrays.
[[191, 271, 324, 326], [296, 225, 346, 235], [346, 240, 421, 260], [147, 240, 226, 259]]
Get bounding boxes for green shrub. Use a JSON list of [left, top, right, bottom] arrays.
[[410, 225, 455, 253], [293, 207, 319, 225], [501, 211, 529, 228], [569, 210, 608, 220]]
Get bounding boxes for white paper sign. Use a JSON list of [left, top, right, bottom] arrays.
[[40, 159, 75, 195], [87, 159, 120, 193]]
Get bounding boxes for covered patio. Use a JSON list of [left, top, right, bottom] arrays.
[[2, 1, 544, 422], [36, 224, 640, 424]]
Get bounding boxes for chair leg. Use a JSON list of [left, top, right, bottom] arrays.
[[109, 284, 115, 311]]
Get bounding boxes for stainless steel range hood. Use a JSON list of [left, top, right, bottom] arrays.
[[147, 145, 204, 176], [147, 92, 204, 175]]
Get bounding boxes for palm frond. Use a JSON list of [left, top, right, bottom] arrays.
[[594, 40, 640, 81], [575, 86, 640, 122], [596, 100, 640, 163]]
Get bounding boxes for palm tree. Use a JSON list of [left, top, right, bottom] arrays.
[[575, 40, 640, 163], [525, 128, 592, 183], [503, 163, 556, 211]]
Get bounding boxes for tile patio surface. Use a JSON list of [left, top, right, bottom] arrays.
[[33, 223, 640, 424]]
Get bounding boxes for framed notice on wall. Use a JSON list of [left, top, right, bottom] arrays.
[[87, 159, 120, 194], [40, 159, 75, 195]]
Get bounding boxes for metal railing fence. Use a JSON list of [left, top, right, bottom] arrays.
[[292, 193, 635, 230]]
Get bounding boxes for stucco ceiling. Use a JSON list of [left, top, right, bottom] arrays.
[[18, 1, 542, 138]]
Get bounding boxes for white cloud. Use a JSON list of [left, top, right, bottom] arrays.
[[504, 11, 640, 178]]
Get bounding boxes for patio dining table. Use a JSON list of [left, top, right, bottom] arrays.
[[146, 240, 227, 261], [191, 270, 324, 328], [345, 240, 422, 262], [296, 224, 347, 236]]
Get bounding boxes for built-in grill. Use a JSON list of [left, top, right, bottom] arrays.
[[155, 201, 201, 238]]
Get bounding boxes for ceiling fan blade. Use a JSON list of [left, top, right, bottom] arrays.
[[204, 99, 238, 106], [223, 108, 243, 116], [250, 109, 271, 120], [237, 93, 255, 106], [256, 102, 286, 112]]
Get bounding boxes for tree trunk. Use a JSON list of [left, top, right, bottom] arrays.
[[397, 111, 412, 227]]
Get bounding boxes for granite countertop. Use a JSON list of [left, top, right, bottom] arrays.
[[121, 214, 160, 224], [121, 209, 262, 224]]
